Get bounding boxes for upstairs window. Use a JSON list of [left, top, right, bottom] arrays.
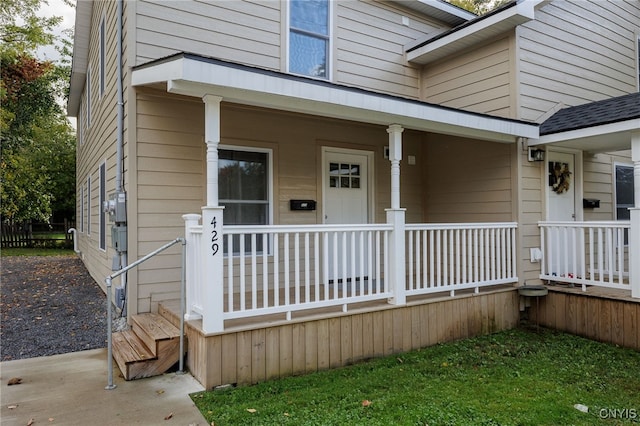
[[99, 16, 105, 97], [86, 66, 91, 128], [289, 0, 330, 79]]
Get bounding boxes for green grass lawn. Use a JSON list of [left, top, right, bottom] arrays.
[[1, 247, 75, 256], [192, 327, 640, 425]]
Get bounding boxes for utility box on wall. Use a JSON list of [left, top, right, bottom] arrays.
[[111, 225, 128, 251]]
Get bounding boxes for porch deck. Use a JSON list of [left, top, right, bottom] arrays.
[[529, 284, 640, 351], [159, 284, 520, 389]]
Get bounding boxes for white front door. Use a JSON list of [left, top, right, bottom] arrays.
[[323, 148, 371, 283], [547, 151, 576, 221], [546, 150, 577, 276]]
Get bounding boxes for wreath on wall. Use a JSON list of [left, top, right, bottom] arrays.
[[549, 161, 572, 194]]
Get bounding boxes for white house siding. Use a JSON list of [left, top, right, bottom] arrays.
[[519, 0, 640, 122], [76, 0, 126, 291], [334, 1, 445, 99], [421, 35, 514, 118]]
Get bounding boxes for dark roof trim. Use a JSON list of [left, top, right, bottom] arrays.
[[133, 51, 533, 128]]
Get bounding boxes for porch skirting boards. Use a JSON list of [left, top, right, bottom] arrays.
[[529, 286, 640, 351], [159, 287, 519, 390]]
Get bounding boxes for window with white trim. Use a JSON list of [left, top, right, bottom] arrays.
[[86, 176, 91, 235], [99, 162, 106, 250], [637, 34, 640, 91], [78, 109, 83, 145], [86, 66, 91, 128], [99, 16, 105, 97], [79, 185, 84, 233], [615, 163, 634, 220], [288, 0, 330, 79], [219, 148, 271, 254]]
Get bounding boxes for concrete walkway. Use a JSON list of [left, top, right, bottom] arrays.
[[1, 349, 207, 425]]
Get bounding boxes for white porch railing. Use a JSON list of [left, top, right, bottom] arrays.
[[183, 216, 394, 324], [222, 224, 393, 320], [406, 223, 518, 297], [183, 216, 522, 330], [539, 221, 631, 291]]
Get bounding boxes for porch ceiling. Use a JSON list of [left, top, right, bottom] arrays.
[[131, 53, 538, 144]]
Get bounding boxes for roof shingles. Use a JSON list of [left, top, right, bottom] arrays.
[[540, 92, 640, 136]]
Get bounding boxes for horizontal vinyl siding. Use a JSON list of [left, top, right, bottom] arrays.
[[135, 0, 281, 69], [135, 91, 205, 308], [422, 36, 513, 117], [76, 0, 123, 290], [424, 135, 514, 223], [519, 0, 640, 121], [582, 151, 632, 221], [334, 1, 444, 99]]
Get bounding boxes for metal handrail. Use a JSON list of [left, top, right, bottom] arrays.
[[104, 237, 186, 390]]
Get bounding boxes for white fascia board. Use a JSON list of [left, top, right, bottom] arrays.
[[67, 0, 93, 116], [132, 56, 538, 143], [392, 0, 476, 25], [529, 119, 640, 152], [406, 1, 536, 64]]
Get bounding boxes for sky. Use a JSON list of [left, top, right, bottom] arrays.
[[36, 0, 76, 62], [35, 0, 77, 122]]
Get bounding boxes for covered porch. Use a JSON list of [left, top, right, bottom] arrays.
[[129, 55, 639, 388], [529, 93, 640, 299]]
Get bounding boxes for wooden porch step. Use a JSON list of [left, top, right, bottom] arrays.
[[112, 313, 185, 380]]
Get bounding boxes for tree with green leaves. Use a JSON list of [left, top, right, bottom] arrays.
[[447, 0, 512, 15], [1, 0, 76, 224]]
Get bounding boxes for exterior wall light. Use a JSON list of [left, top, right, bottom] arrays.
[[528, 147, 545, 162]]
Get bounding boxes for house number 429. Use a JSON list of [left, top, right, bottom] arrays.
[[211, 216, 219, 257]]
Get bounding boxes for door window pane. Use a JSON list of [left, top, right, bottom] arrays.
[[328, 162, 362, 189]]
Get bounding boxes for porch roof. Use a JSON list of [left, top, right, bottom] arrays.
[[131, 52, 538, 144], [530, 92, 640, 153]]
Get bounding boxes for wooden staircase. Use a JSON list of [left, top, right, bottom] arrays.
[[112, 313, 185, 380]]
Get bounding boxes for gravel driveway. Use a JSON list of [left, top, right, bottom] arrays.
[[1, 255, 111, 361]]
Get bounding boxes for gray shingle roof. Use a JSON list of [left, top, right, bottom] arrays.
[[540, 92, 640, 136]]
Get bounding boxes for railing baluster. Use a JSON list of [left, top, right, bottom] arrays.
[[251, 233, 257, 310], [239, 234, 246, 311]]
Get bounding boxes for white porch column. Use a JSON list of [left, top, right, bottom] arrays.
[[630, 131, 640, 299], [388, 124, 404, 210], [201, 94, 225, 332], [203, 94, 222, 207], [386, 124, 406, 305]]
